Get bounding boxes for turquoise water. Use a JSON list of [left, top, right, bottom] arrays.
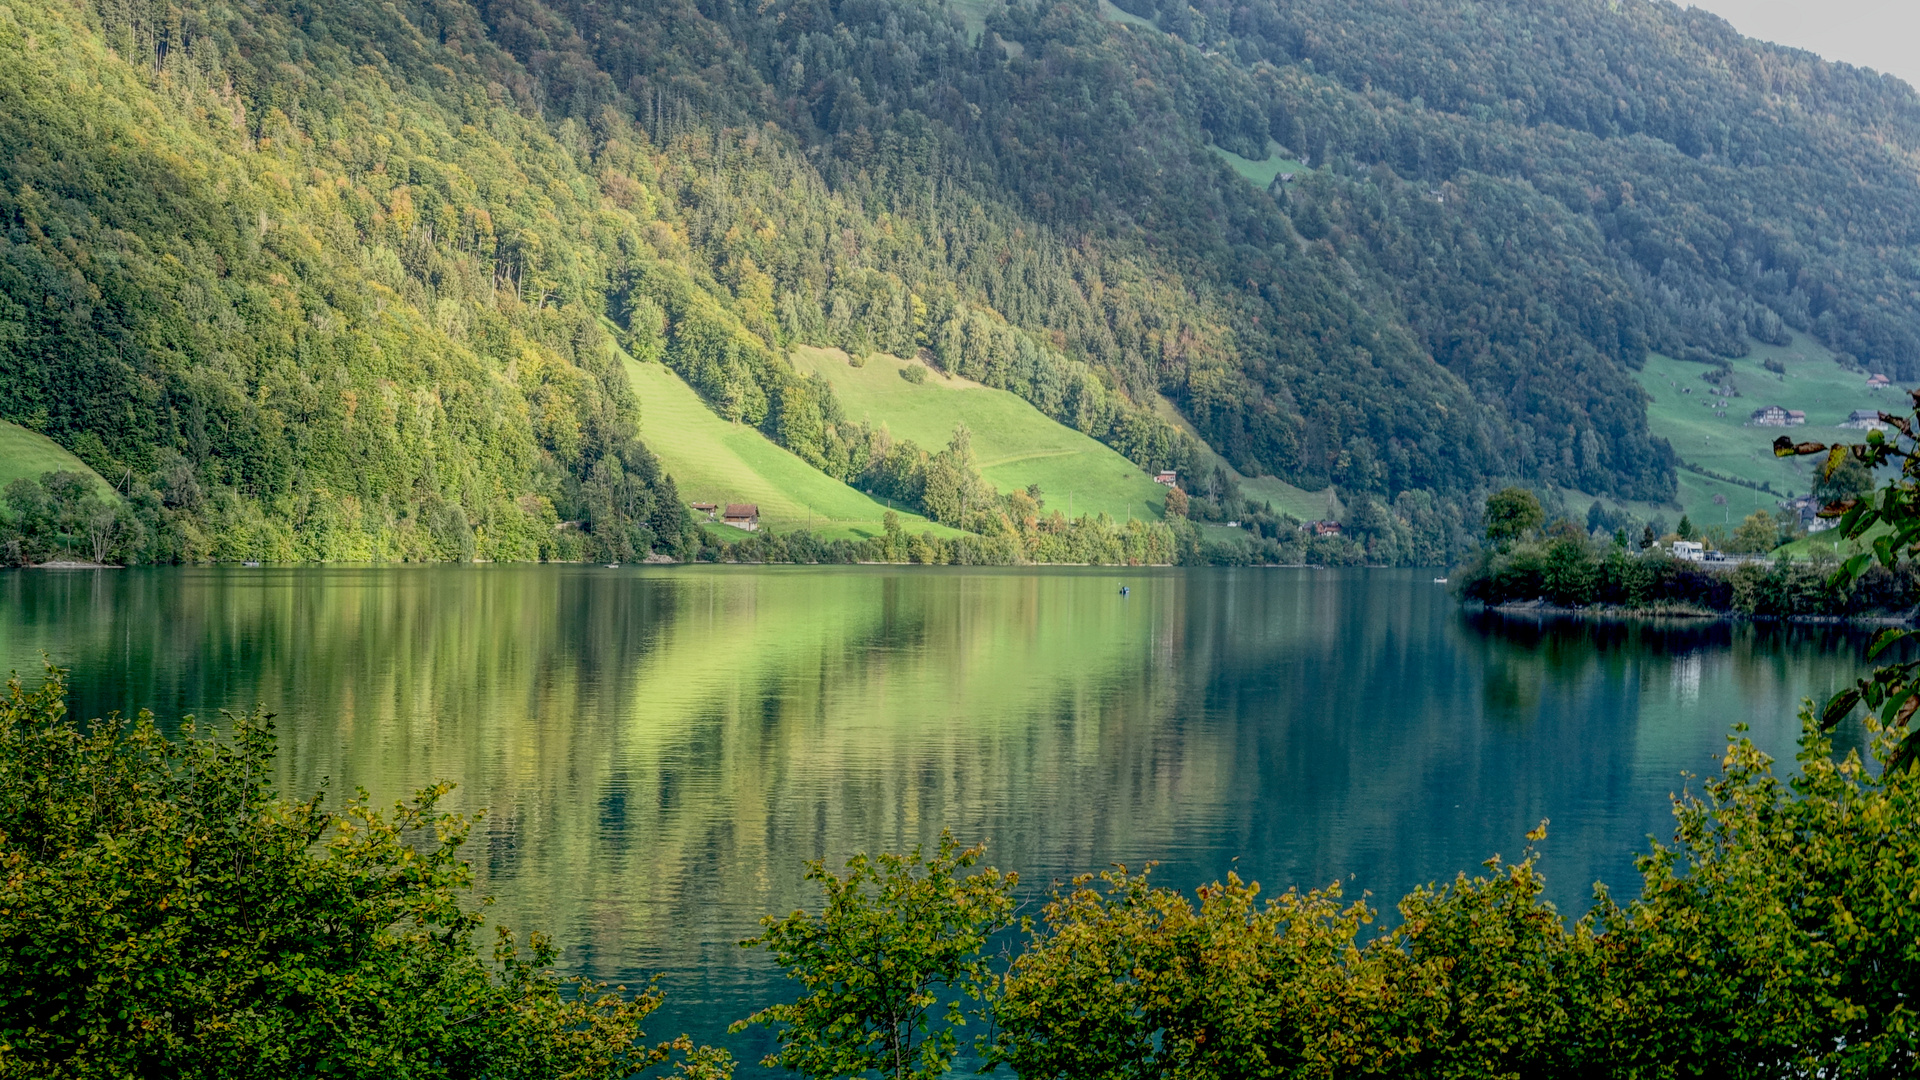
[[0, 565, 1876, 1065]]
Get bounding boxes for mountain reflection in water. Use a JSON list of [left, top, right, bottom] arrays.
[[0, 565, 1885, 1063]]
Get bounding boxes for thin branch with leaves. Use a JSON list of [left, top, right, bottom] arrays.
[[1773, 389, 1920, 770]]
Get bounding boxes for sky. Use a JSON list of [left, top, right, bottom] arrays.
[[1687, 0, 1920, 87]]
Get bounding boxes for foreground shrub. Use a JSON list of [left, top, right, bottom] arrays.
[[765, 714, 1919, 1078], [0, 668, 727, 1080], [735, 835, 1017, 1080]]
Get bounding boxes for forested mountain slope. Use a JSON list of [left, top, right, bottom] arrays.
[[3, 0, 1917, 563], [0, 0, 694, 561]]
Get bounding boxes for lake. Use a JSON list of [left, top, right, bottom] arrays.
[[0, 565, 1878, 1067]]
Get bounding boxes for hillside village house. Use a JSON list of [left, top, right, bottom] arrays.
[[1843, 409, 1888, 430], [690, 502, 718, 520], [1749, 404, 1805, 427], [1154, 470, 1178, 486], [1781, 494, 1839, 533], [1306, 520, 1342, 537], [1869, 373, 1892, 390], [721, 504, 760, 532]]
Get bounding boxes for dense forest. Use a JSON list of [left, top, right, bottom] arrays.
[[3, 0, 1919, 562]]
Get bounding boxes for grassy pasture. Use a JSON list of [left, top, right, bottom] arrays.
[[0, 421, 116, 500], [620, 350, 954, 542], [1634, 335, 1896, 529], [1097, 0, 1157, 30], [791, 345, 1169, 523], [1210, 141, 1309, 189], [953, 0, 1147, 48], [946, 0, 996, 42]]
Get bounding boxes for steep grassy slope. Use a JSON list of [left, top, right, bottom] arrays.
[[0, 421, 114, 499], [623, 352, 953, 540], [1634, 336, 1893, 527], [789, 347, 1169, 522]]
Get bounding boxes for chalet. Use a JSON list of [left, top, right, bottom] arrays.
[[1842, 409, 1888, 430], [1306, 520, 1342, 537], [690, 502, 718, 520], [1868, 373, 1892, 390], [721, 503, 760, 532], [1749, 404, 1805, 427], [1154, 470, 1178, 486]]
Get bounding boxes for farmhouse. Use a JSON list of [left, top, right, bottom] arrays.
[[689, 501, 718, 520], [721, 503, 760, 531], [1749, 404, 1805, 427], [1305, 520, 1342, 537], [1842, 409, 1888, 430], [1868, 373, 1892, 389], [1154, 470, 1178, 486]]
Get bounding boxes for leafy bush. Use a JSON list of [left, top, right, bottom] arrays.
[[0, 668, 727, 1080], [735, 835, 1017, 1080], [0, 471, 140, 565], [760, 715, 1920, 1078]]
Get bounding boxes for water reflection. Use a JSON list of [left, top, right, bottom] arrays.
[[0, 566, 1882, 1063]]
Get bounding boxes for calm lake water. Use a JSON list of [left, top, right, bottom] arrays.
[[0, 565, 1881, 1065]]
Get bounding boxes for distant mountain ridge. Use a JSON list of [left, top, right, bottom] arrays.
[[2, 0, 1916, 562]]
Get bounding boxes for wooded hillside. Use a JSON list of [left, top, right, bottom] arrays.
[[4, 0, 1917, 562]]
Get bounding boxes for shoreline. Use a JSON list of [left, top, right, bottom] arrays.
[[28, 560, 120, 570], [1480, 598, 1917, 627]]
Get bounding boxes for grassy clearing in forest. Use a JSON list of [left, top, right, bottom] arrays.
[[1097, 0, 1157, 30], [1210, 141, 1310, 189], [621, 351, 954, 542], [0, 421, 115, 499], [947, 0, 998, 42], [791, 346, 1169, 523]]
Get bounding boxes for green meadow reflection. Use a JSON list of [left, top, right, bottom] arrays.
[[0, 566, 1884, 1062]]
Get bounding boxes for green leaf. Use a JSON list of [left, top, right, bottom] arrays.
[[1832, 552, 1874, 588], [1820, 688, 1861, 729], [1880, 685, 1918, 728], [1868, 629, 1912, 660], [1887, 730, 1920, 774]]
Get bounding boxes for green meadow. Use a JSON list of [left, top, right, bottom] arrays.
[[790, 346, 1169, 523], [620, 350, 953, 542], [1633, 335, 1895, 530], [0, 420, 115, 498], [1096, 0, 1157, 30], [946, 0, 996, 42], [1210, 141, 1310, 190]]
